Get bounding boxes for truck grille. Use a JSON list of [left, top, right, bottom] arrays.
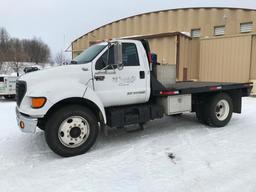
[[16, 81, 27, 107]]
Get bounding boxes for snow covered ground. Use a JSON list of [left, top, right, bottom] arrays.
[[0, 97, 256, 192]]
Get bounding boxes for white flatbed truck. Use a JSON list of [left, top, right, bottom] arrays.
[[0, 75, 17, 99], [16, 39, 253, 157]]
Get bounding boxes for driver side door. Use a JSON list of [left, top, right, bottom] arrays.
[[93, 42, 147, 107]]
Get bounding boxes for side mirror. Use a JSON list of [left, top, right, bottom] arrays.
[[114, 42, 123, 70]]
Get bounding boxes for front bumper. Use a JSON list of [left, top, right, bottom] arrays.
[[16, 107, 38, 133]]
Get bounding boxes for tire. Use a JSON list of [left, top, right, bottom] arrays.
[[204, 93, 233, 128], [170, 113, 183, 117], [37, 120, 46, 131], [4, 95, 15, 100], [45, 105, 99, 157], [196, 106, 208, 125], [38, 126, 45, 131]]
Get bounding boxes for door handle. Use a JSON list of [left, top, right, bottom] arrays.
[[82, 67, 89, 71], [139, 71, 145, 79], [94, 75, 105, 81]]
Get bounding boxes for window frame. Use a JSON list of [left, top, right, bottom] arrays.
[[191, 28, 201, 38], [214, 25, 225, 36], [240, 22, 253, 33]]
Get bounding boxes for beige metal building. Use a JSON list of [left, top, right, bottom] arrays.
[[71, 7, 256, 94]]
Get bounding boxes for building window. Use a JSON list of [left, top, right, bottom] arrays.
[[240, 22, 253, 33], [191, 28, 201, 38], [214, 26, 225, 36]]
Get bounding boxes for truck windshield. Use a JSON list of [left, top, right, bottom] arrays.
[[73, 44, 107, 64]]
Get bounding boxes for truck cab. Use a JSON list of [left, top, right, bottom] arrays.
[[16, 39, 253, 157], [16, 39, 151, 124], [87, 40, 151, 107]]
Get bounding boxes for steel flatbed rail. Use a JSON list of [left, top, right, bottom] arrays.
[[152, 81, 253, 96]]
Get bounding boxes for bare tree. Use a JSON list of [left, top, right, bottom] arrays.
[[55, 50, 65, 65], [0, 27, 10, 51], [0, 27, 10, 72], [8, 38, 27, 76], [0, 27, 51, 74], [25, 38, 50, 64]]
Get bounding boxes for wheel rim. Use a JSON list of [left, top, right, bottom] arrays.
[[215, 99, 230, 121], [58, 116, 90, 148]]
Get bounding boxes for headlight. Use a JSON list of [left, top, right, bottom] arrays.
[[31, 97, 47, 109]]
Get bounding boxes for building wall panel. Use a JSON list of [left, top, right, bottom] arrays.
[[199, 35, 252, 82], [148, 36, 177, 65], [189, 39, 200, 80], [179, 36, 189, 80], [251, 35, 256, 79], [177, 36, 200, 81], [167, 10, 177, 31]]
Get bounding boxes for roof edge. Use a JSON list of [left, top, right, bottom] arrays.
[[121, 32, 192, 40]]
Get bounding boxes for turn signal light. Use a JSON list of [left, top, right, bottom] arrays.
[[31, 97, 46, 108]]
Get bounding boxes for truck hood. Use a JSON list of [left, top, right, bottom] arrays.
[[19, 64, 92, 87]]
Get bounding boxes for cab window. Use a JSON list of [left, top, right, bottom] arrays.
[[95, 42, 140, 70], [122, 43, 140, 66], [95, 46, 115, 70], [73, 44, 106, 64]]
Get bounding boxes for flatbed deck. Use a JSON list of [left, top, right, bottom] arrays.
[[152, 80, 253, 96]]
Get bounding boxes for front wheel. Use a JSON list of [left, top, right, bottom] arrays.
[[45, 105, 99, 157], [4, 95, 15, 100], [170, 113, 183, 117], [204, 93, 233, 127]]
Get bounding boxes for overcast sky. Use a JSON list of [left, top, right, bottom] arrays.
[[1, 0, 256, 59]]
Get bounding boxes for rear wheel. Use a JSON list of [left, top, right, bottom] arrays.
[[204, 93, 233, 127], [45, 105, 99, 157], [196, 106, 207, 124]]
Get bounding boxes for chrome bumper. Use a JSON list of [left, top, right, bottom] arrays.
[[16, 107, 38, 133]]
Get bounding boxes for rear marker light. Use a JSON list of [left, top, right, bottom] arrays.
[[210, 86, 222, 91], [160, 91, 179, 95], [244, 83, 253, 87]]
